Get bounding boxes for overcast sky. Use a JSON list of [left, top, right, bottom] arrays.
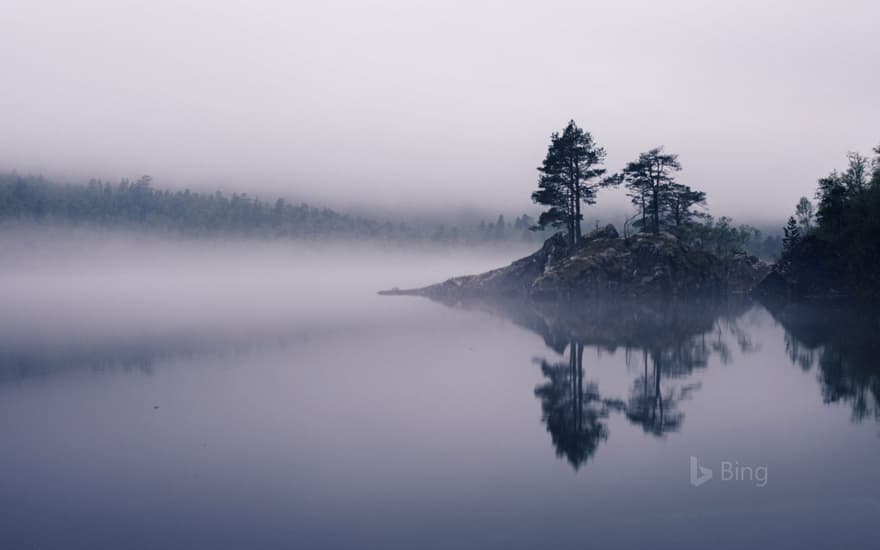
[[1, 0, 877, 222]]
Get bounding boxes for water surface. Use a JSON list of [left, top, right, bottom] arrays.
[[1, 235, 878, 549]]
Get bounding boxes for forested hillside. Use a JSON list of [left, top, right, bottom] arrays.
[[0, 173, 545, 243]]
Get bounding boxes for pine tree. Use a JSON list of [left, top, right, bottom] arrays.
[[815, 173, 847, 235], [665, 183, 707, 228], [794, 197, 814, 233], [783, 216, 801, 254], [531, 121, 607, 246], [620, 147, 682, 234]]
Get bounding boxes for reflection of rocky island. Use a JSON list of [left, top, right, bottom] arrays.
[[524, 299, 752, 468], [398, 291, 756, 469], [382, 228, 768, 301], [532, 336, 713, 469], [455, 294, 878, 468]]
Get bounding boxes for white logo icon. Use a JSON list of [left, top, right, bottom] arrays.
[[689, 456, 713, 487]]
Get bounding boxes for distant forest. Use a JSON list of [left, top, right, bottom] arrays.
[[0, 171, 782, 257], [0, 173, 549, 244]]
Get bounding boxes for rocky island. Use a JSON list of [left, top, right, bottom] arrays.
[[382, 125, 878, 305], [381, 225, 769, 301]]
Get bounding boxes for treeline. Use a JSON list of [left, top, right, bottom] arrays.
[[0, 172, 548, 244], [778, 145, 880, 294], [531, 120, 781, 259]]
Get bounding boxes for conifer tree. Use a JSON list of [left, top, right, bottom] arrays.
[[620, 147, 682, 234], [783, 216, 801, 254], [531, 121, 607, 246]]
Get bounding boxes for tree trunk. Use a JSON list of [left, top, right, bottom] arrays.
[[576, 341, 584, 431], [654, 356, 663, 427], [574, 168, 582, 244], [568, 160, 581, 245], [640, 192, 646, 232], [652, 185, 660, 234]]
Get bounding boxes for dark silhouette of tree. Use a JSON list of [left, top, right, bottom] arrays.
[[665, 183, 707, 228], [423, 296, 761, 469], [795, 196, 814, 233], [782, 216, 801, 253], [624, 172, 650, 232], [842, 152, 870, 194], [873, 145, 880, 184], [624, 350, 693, 436], [782, 146, 880, 295], [531, 121, 607, 246], [620, 147, 682, 234], [813, 150, 874, 239], [534, 340, 613, 469], [815, 173, 848, 234]]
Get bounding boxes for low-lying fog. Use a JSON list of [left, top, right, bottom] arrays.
[[1, 225, 532, 358]]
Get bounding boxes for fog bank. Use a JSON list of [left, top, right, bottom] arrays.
[[2, 0, 877, 223]]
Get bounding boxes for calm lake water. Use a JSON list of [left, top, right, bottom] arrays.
[[1, 235, 878, 549]]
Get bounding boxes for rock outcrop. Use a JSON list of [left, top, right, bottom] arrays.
[[382, 226, 768, 301]]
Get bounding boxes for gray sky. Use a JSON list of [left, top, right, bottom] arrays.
[[1, 0, 877, 222]]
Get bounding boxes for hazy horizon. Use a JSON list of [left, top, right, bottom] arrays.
[[2, 0, 877, 225]]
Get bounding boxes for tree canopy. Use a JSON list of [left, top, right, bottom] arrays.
[[619, 147, 699, 234], [780, 145, 880, 294]]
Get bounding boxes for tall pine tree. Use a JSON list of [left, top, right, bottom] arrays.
[[531, 121, 607, 246]]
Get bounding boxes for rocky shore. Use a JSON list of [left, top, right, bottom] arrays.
[[382, 226, 769, 301]]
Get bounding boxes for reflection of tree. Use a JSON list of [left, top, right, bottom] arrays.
[[533, 327, 721, 467], [534, 340, 615, 469], [624, 350, 700, 436], [765, 301, 880, 423], [784, 331, 815, 371], [517, 298, 759, 467], [405, 294, 761, 469]]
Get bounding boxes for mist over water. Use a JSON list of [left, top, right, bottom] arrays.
[[1, 227, 879, 549], [0, 226, 532, 356]]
